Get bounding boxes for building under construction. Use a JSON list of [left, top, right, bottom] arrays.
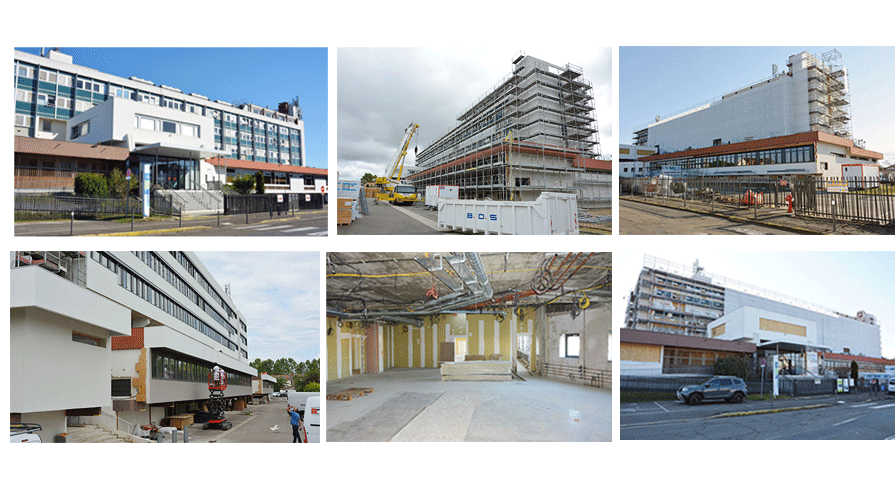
[[630, 49, 883, 177], [325, 252, 611, 442], [407, 53, 611, 208]]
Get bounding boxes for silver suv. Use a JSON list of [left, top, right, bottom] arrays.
[[677, 376, 747, 405]]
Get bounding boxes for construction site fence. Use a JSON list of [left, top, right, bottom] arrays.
[[223, 193, 324, 215], [540, 362, 611, 388], [14, 192, 179, 220], [621, 175, 895, 226]]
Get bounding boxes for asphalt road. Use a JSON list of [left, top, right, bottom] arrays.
[[184, 396, 304, 443], [620, 393, 895, 440], [620, 198, 800, 235], [14, 209, 328, 236], [338, 198, 446, 235]]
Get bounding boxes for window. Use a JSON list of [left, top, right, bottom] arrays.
[[560, 333, 580, 358], [41, 120, 52, 132], [39, 69, 58, 83], [162, 121, 177, 133], [71, 121, 89, 139], [73, 332, 106, 348], [111, 379, 131, 397], [15, 114, 32, 127], [136, 116, 156, 131], [16, 90, 33, 103], [37, 94, 56, 107], [17, 65, 35, 78]]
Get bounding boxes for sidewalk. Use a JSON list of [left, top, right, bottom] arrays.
[[621, 195, 895, 235], [15, 208, 327, 236]]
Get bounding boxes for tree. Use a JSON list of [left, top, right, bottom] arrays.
[[713, 355, 749, 379], [303, 382, 320, 392], [75, 173, 109, 198], [254, 171, 265, 194], [108, 169, 136, 199], [360, 172, 376, 185], [230, 175, 255, 194]]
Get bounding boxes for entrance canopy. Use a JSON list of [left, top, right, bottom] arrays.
[[757, 340, 831, 354], [133, 142, 227, 160]]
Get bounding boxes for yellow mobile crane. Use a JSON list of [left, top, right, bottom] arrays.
[[375, 122, 419, 205]]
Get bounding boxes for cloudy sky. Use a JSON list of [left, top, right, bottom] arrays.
[[337, 47, 613, 182], [614, 251, 895, 360], [195, 252, 320, 364]]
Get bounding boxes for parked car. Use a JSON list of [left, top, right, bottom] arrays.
[[677, 376, 747, 405], [888, 379, 895, 395], [10, 423, 42, 443]]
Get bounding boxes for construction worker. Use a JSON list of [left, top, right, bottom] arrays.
[[212, 365, 224, 387], [287, 404, 304, 443]]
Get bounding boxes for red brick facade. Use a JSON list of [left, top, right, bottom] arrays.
[[111, 327, 144, 350]]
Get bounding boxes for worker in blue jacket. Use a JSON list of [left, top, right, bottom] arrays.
[[287, 404, 304, 443]]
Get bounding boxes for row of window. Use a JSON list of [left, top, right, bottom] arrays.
[[131, 252, 239, 340], [653, 288, 724, 309], [91, 252, 239, 352], [169, 252, 241, 325], [150, 351, 250, 386], [653, 145, 816, 170], [135, 114, 200, 138]]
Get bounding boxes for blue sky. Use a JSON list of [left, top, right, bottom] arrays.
[[16, 47, 328, 170], [620, 46, 895, 163], [194, 252, 320, 365], [615, 251, 895, 360]]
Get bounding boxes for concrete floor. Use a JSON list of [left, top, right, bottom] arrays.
[[326, 368, 612, 442]]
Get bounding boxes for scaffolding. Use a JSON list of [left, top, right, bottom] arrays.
[[806, 49, 853, 140], [411, 54, 607, 207]]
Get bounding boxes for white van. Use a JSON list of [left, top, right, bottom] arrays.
[[287, 391, 321, 443], [304, 396, 321, 443], [888, 378, 895, 395]]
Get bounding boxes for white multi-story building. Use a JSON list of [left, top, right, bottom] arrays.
[[10, 251, 256, 442], [13, 49, 326, 197], [625, 256, 882, 366], [408, 53, 610, 208], [630, 50, 883, 176]]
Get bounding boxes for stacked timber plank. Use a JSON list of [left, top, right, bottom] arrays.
[[441, 361, 511, 381]]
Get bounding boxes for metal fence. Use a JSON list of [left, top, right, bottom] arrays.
[[622, 175, 895, 226], [620, 374, 839, 397], [223, 193, 324, 215], [540, 362, 611, 388], [14, 193, 180, 220]]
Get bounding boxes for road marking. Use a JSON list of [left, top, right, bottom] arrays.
[[850, 403, 873, 408], [308, 231, 328, 236], [281, 227, 316, 233], [870, 403, 895, 409], [832, 416, 862, 427], [252, 225, 291, 231], [653, 401, 669, 413]]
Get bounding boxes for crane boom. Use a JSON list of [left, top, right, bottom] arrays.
[[374, 122, 420, 206], [381, 122, 419, 183]]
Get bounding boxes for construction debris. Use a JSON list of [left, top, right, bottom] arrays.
[[327, 387, 375, 401]]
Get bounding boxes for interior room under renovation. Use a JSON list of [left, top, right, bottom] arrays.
[[325, 252, 611, 442]]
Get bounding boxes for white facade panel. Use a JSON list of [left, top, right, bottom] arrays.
[[724, 289, 880, 357]]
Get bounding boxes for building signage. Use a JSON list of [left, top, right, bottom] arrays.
[[142, 163, 151, 218], [772, 355, 779, 396]]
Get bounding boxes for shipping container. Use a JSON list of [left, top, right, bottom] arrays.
[[437, 192, 578, 235], [424, 185, 459, 209]]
